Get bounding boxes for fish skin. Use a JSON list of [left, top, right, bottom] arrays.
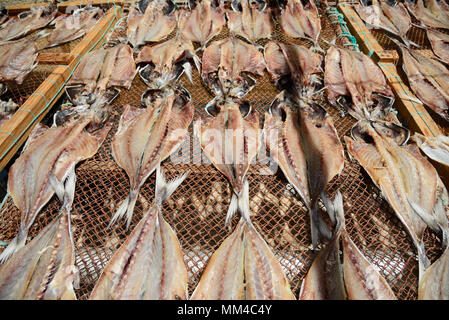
[[0, 119, 111, 263], [405, 0, 449, 29], [46, 6, 103, 48], [399, 45, 449, 122], [191, 180, 295, 300], [279, 0, 321, 46], [90, 168, 189, 300], [0, 37, 38, 84], [0, 169, 78, 300], [126, 0, 176, 48], [413, 133, 449, 167], [226, 0, 273, 44], [201, 37, 265, 98], [110, 89, 193, 228], [418, 245, 449, 300], [178, 0, 226, 48], [380, 2, 411, 41], [427, 28, 449, 65], [0, 5, 57, 42]]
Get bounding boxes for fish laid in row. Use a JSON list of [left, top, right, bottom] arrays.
[[178, 0, 226, 49], [0, 5, 57, 42], [191, 180, 296, 300], [226, 0, 273, 44], [264, 92, 344, 248], [201, 36, 265, 98], [299, 191, 397, 300], [110, 87, 193, 228], [0, 37, 38, 84], [90, 167, 189, 300], [45, 6, 104, 49], [324, 46, 394, 120], [0, 103, 112, 263], [345, 120, 449, 281], [0, 169, 78, 300], [405, 0, 449, 30]]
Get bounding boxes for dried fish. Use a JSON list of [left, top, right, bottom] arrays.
[[427, 28, 449, 65], [405, 0, 449, 29], [0, 37, 38, 84], [201, 36, 265, 98], [0, 98, 19, 128], [178, 0, 226, 48], [226, 0, 273, 44], [191, 180, 296, 300], [0, 5, 57, 42], [0, 108, 111, 263], [413, 133, 449, 167], [90, 167, 189, 300], [0, 169, 78, 300], [194, 96, 261, 224], [419, 240, 449, 299], [110, 87, 193, 228], [126, 0, 177, 49]]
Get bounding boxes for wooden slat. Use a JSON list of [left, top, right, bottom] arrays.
[[338, 3, 399, 63], [37, 53, 74, 65], [0, 6, 122, 170]]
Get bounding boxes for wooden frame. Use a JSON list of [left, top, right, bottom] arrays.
[[6, 0, 130, 14], [0, 5, 123, 170]]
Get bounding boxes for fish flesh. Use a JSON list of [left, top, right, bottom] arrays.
[[278, 0, 321, 48], [178, 0, 226, 48], [0, 109, 111, 263], [264, 92, 343, 247], [355, 0, 411, 45], [69, 44, 136, 93], [0, 169, 78, 300], [190, 180, 296, 300], [0, 37, 38, 84], [419, 240, 449, 299], [90, 167, 189, 300], [126, 0, 177, 49], [405, 0, 449, 29], [427, 28, 449, 65], [324, 46, 394, 120], [264, 40, 322, 96], [110, 87, 193, 228], [194, 96, 261, 223], [46, 6, 104, 48], [137, 35, 200, 88], [0, 5, 57, 42], [398, 44, 449, 122], [345, 120, 449, 280], [226, 0, 273, 44], [413, 133, 449, 167], [201, 36, 265, 98], [298, 191, 346, 300]]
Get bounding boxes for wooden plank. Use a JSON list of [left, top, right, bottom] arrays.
[[0, 6, 122, 170], [37, 53, 74, 65], [338, 3, 399, 63]]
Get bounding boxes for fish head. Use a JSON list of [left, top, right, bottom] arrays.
[[205, 96, 225, 117], [350, 120, 376, 144], [299, 100, 328, 123], [138, 63, 157, 87], [0, 4, 7, 17], [65, 85, 96, 106], [141, 87, 170, 107], [268, 91, 291, 121], [371, 121, 410, 146], [0, 83, 8, 97]]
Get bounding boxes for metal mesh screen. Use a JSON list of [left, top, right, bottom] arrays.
[[0, 4, 444, 300]]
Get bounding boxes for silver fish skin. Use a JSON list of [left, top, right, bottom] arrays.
[[90, 167, 189, 300]]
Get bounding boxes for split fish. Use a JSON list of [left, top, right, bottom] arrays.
[[397, 43, 449, 122], [413, 133, 449, 167], [90, 167, 189, 300], [178, 0, 226, 49], [46, 6, 104, 48], [405, 0, 449, 30], [0, 5, 57, 42], [278, 0, 321, 49], [345, 120, 449, 280], [126, 0, 177, 49], [226, 0, 273, 44], [0, 169, 78, 300], [0, 107, 112, 263], [264, 92, 344, 248], [427, 28, 449, 65], [0, 37, 38, 84], [324, 46, 394, 120], [194, 97, 261, 224], [137, 34, 200, 88], [190, 180, 296, 300], [110, 87, 193, 228], [201, 36, 265, 98], [264, 40, 322, 96]]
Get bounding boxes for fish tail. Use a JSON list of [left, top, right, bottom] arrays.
[[154, 165, 189, 207], [321, 190, 345, 232], [108, 190, 136, 229], [225, 179, 251, 227], [310, 200, 333, 250], [416, 240, 430, 283], [0, 231, 27, 264]]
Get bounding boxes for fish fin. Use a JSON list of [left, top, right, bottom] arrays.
[[225, 179, 251, 227], [183, 62, 193, 84], [321, 190, 345, 232], [154, 165, 189, 206], [0, 232, 27, 264], [108, 192, 133, 229], [48, 173, 65, 203], [310, 204, 332, 250], [225, 193, 239, 227]]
